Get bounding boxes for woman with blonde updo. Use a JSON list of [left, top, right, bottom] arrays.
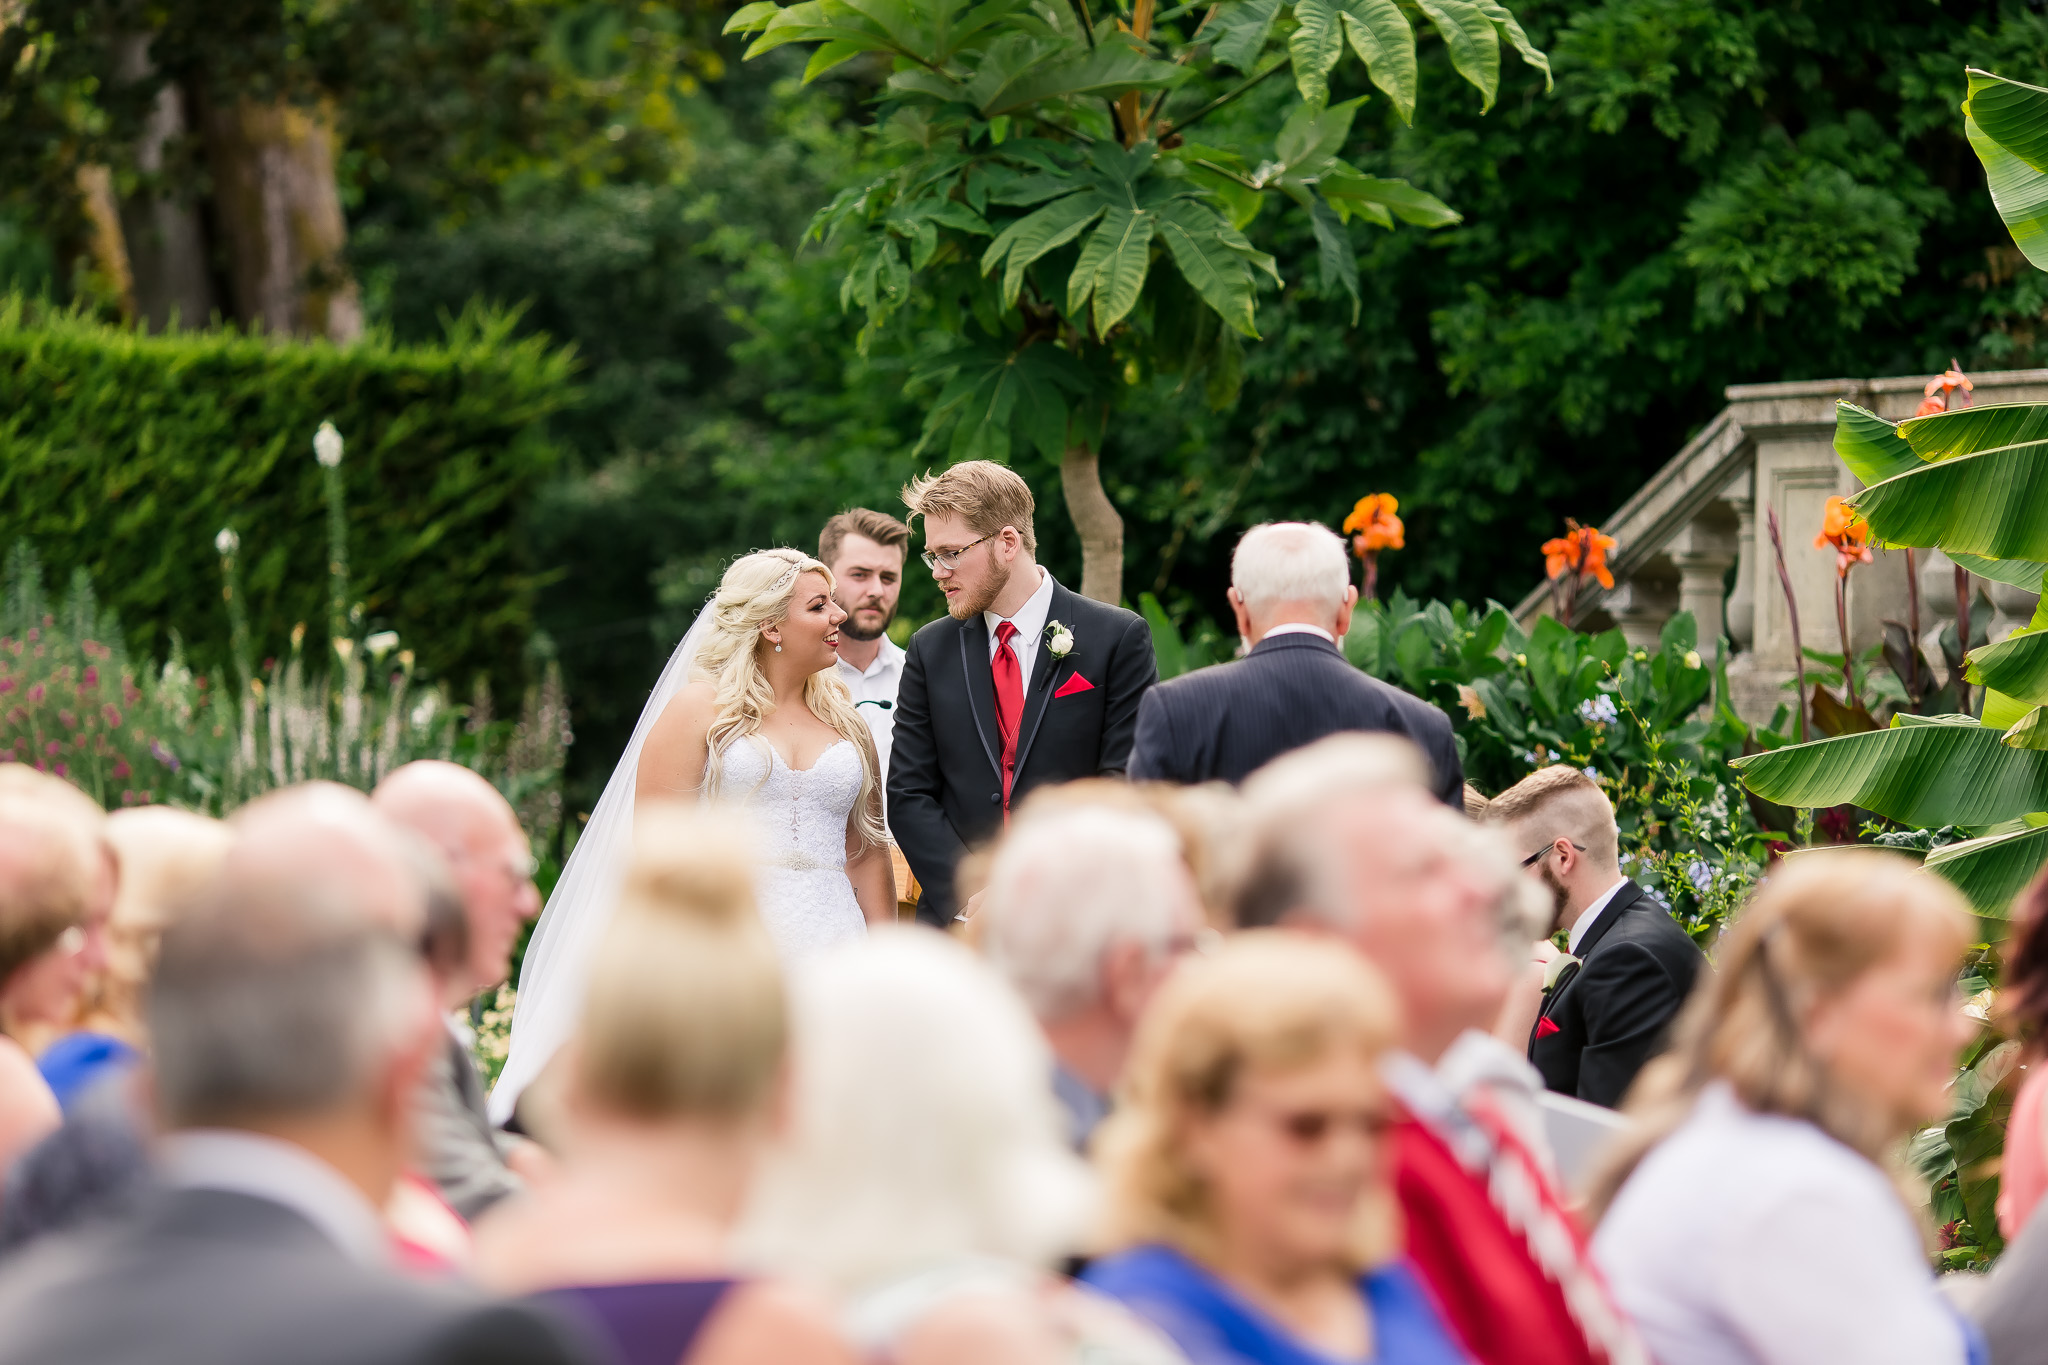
[[1591, 849, 1981, 1365], [476, 805, 855, 1365], [493, 549, 893, 1124]]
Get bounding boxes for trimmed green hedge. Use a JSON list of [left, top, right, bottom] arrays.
[[0, 298, 576, 689]]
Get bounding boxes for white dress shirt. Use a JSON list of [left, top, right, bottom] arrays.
[[160, 1128, 389, 1264], [1595, 1082, 1972, 1365], [835, 633, 905, 791], [1258, 622, 1336, 643], [1567, 876, 1633, 954], [984, 567, 1056, 694]]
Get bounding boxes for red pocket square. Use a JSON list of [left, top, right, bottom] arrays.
[[1053, 672, 1095, 698], [1534, 1016, 1561, 1040]]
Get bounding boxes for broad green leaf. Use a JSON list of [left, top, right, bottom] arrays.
[[1898, 402, 2048, 461], [1849, 437, 2048, 560], [1953, 554, 2048, 592], [723, 0, 781, 33], [988, 172, 1081, 206], [838, 0, 933, 60], [1472, 0, 1550, 92], [1308, 196, 1360, 323], [889, 69, 968, 102], [1141, 592, 1189, 678], [1414, 0, 1499, 112], [1986, 687, 2035, 733], [1833, 402, 1923, 486], [974, 39, 1191, 118], [2006, 704, 2048, 749], [1068, 205, 1156, 333], [1964, 69, 2048, 174], [1925, 824, 2048, 918], [1730, 717, 2048, 826], [1275, 97, 1367, 176], [1156, 201, 1263, 337], [980, 193, 1104, 305], [1967, 108, 2048, 273], [1320, 172, 1460, 227], [1968, 631, 2048, 707], [804, 40, 866, 80], [1289, 0, 1345, 108], [1211, 0, 1283, 72], [1337, 0, 1416, 125]]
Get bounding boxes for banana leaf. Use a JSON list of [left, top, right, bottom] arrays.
[[1952, 554, 2048, 591], [1965, 69, 2048, 272], [1925, 823, 2048, 918], [1967, 630, 2048, 707], [1730, 716, 2048, 826], [1834, 402, 1923, 486], [1847, 436, 2048, 560], [1897, 401, 2048, 460]]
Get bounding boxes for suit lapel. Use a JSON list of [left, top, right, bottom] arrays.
[[1574, 880, 1646, 960], [956, 616, 1003, 782], [1010, 582, 1072, 784]]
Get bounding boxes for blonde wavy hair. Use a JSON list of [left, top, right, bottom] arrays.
[[692, 548, 886, 848], [1094, 929, 1402, 1270]]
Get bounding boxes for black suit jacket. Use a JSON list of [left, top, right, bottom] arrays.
[[0, 1187, 596, 1365], [887, 578, 1156, 924], [1126, 633, 1465, 804], [1530, 879, 1706, 1108]]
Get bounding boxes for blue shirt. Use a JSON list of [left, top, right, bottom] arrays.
[[37, 1031, 139, 1112], [1084, 1243, 1474, 1365]]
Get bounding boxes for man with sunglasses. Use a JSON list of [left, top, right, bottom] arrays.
[[1486, 765, 1704, 1109], [887, 462, 1157, 926]]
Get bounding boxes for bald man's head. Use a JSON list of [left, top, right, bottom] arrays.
[[372, 762, 537, 998], [228, 783, 427, 940]]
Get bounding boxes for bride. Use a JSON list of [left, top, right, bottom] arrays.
[[491, 548, 894, 1122]]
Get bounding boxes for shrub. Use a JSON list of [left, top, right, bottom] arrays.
[[0, 296, 576, 693]]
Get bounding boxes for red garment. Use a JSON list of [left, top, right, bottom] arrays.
[[992, 621, 1024, 808], [1393, 1110, 1599, 1365]]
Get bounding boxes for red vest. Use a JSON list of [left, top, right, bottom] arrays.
[[1392, 1111, 1599, 1365]]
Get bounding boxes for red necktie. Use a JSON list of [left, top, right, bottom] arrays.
[[992, 621, 1023, 810]]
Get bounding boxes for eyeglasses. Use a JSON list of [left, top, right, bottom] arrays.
[[1521, 840, 1586, 869], [920, 531, 998, 572]]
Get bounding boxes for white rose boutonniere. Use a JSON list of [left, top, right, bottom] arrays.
[[1045, 620, 1075, 658], [1542, 952, 1580, 992]]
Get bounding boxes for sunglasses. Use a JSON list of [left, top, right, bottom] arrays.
[[1521, 840, 1586, 868]]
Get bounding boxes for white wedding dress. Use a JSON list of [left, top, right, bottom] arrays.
[[710, 736, 867, 958]]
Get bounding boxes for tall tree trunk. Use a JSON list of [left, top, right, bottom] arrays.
[[1061, 441, 1124, 604], [199, 96, 361, 342], [73, 165, 135, 315], [114, 36, 215, 331]]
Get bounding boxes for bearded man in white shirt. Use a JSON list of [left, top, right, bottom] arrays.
[[820, 509, 910, 794]]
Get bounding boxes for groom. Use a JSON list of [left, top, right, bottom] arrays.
[[887, 461, 1157, 926]]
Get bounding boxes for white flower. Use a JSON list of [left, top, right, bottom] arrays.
[[364, 630, 400, 659], [1542, 953, 1580, 991], [1683, 649, 1702, 670], [214, 527, 239, 556], [1526, 746, 1561, 767], [1045, 620, 1075, 658], [1578, 694, 1619, 725], [313, 421, 345, 469]]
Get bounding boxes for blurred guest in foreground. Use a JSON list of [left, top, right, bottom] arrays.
[[1085, 930, 1472, 1364], [1241, 744, 1643, 1365], [1994, 862, 2048, 1242], [1127, 522, 1462, 803], [374, 760, 543, 1222], [0, 791, 594, 1365], [1591, 849, 1980, 1365], [0, 768, 115, 1085], [1486, 766, 1704, 1109], [742, 928, 1184, 1365], [44, 807, 236, 1105], [979, 802, 1207, 1149], [475, 805, 851, 1364]]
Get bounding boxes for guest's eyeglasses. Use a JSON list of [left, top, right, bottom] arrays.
[[920, 531, 998, 572], [1521, 840, 1586, 869], [1261, 1104, 1398, 1147]]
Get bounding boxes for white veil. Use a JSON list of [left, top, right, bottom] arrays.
[[489, 600, 718, 1123]]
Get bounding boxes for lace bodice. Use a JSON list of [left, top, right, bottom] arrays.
[[712, 737, 862, 871]]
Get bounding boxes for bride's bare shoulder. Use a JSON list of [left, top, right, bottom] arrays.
[[649, 680, 719, 736]]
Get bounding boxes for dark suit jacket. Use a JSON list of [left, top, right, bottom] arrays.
[[1530, 879, 1706, 1108], [1126, 632, 1465, 804], [887, 578, 1155, 924], [0, 1187, 595, 1365]]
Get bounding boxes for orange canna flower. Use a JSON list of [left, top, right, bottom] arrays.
[[1916, 364, 1974, 416], [1344, 494, 1405, 555], [1815, 495, 1874, 576], [1542, 522, 1617, 590]]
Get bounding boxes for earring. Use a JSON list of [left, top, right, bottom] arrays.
[[774, 644, 783, 652]]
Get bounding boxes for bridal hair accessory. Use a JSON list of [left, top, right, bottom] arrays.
[[1045, 620, 1074, 658]]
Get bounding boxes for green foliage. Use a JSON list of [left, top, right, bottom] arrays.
[[0, 297, 575, 694]]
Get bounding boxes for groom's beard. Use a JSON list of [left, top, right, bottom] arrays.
[[946, 559, 1012, 620], [1539, 863, 1572, 937]]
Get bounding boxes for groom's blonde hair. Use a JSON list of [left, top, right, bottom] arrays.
[[902, 461, 1037, 556]]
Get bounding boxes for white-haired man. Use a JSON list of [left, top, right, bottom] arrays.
[[978, 801, 1205, 1149], [1127, 521, 1462, 801]]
